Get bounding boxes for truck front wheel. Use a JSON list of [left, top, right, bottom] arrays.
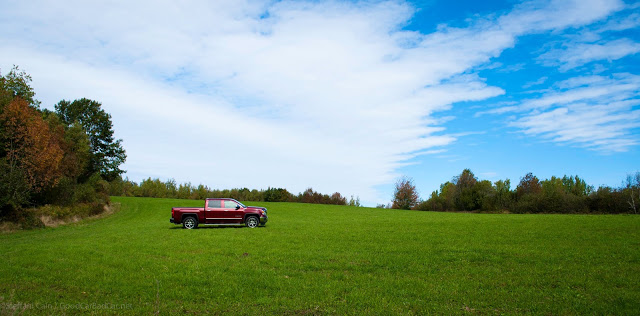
[[245, 216, 259, 228], [183, 216, 198, 229]]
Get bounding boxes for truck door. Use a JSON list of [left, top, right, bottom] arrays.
[[204, 199, 227, 224], [223, 200, 244, 224]]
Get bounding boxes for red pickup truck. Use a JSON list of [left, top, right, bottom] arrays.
[[170, 198, 267, 229]]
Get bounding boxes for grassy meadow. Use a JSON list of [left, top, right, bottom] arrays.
[[1, 196, 639, 314]]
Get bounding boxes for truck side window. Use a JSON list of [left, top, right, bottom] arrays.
[[224, 200, 238, 209], [208, 200, 222, 209]]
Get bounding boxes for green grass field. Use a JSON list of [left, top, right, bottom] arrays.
[[1, 196, 639, 314]]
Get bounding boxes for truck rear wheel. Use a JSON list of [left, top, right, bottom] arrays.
[[183, 216, 198, 229], [245, 216, 259, 228]]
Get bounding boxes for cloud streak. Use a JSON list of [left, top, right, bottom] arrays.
[[507, 74, 640, 152], [539, 38, 640, 71]]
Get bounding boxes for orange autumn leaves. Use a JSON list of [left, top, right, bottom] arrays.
[[1, 97, 63, 192]]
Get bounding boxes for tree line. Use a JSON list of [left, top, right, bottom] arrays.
[[108, 177, 362, 206], [392, 169, 640, 214], [0, 66, 126, 227]]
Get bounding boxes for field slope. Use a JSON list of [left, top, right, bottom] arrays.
[[1, 196, 639, 314]]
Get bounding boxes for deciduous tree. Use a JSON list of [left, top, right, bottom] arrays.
[[494, 179, 512, 210], [0, 65, 40, 111], [392, 176, 419, 210], [473, 179, 495, 211], [516, 172, 542, 197], [0, 98, 64, 213], [454, 169, 478, 211], [55, 98, 126, 181], [626, 172, 640, 214], [1, 98, 63, 191]]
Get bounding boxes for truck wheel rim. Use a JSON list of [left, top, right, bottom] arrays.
[[185, 219, 194, 229], [248, 218, 258, 227]]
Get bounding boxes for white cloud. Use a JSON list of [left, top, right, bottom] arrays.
[[539, 38, 640, 70], [498, 0, 624, 32], [0, 0, 627, 203], [523, 76, 548, 88], [599, 12, 640, 32], [534, 3, 640, 71], [508, 74, 640, 152]]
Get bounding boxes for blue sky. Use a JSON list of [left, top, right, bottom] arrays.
[[1, 0, 639, 205]]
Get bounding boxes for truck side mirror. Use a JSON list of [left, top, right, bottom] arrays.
[[235, 205, 241, 210]]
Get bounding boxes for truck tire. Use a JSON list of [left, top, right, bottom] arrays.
[[245, 216, 259, 228], [183, 216, 198, 229]]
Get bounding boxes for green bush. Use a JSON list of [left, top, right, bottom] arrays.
[[16, 209, 45, 229], [37, 203, 105, 220]]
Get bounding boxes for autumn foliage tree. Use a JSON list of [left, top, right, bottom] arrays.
[[392, 176, 419, 210], [1, 68, 63, 215], [516, 172, 542, 197], [514, 172, 543, 213], [0, 66, 114, 224], [1, 98, 64, 192]]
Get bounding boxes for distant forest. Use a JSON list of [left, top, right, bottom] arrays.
[[108, 177, 361, 207], [391, 169, 640, 214]]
